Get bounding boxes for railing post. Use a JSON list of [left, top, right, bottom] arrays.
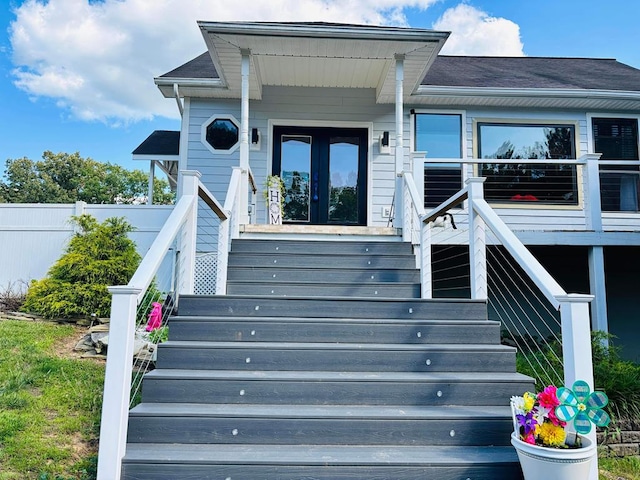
[[177, 171, 200, 295], [467, 178, 487, 300], [238, 50, 251, 226], [557, 293, 597, 479], [421, 222, 432, 298], [216, 218, 230, 295], [96, 286, 142, 480]]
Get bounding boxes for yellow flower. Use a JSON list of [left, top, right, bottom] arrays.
[[523, 392, 535, 412], [538, 422, 566, 447]]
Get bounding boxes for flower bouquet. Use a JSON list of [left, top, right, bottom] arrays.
[[509, 381, 611, 480]]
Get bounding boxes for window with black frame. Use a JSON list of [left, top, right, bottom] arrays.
[[477, 123, 578, 205], [592, 117, 640, 212], [415, 113, 463, 208]]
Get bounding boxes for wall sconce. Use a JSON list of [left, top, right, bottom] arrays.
[[379, 131, 390, 155], [250, 127, 261, 151]]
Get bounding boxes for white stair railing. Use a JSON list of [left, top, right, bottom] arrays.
[[96, 168, 244, 479], [402, 172, 597, 478]]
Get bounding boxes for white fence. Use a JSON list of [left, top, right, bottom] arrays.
[[0, 202, 174, 288]]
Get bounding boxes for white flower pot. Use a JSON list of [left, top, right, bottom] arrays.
[[510, 432, 596, 480]]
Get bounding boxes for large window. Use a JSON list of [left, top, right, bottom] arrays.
[[415, 113, 463, 207], [477, 123, 578, 205], [592, 117, 640, 212]]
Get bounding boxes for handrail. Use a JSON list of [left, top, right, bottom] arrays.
[[198, 183, 228, 221], [422, 188, 469, 224], [401, 172, 426, 217], [247, 165, 258, 194], [127, 193, 195, 299], [472, 197, 566, 309]]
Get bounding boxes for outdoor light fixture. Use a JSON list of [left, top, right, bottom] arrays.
[[250, 127, 261, 150], [379, 131, 390, 155]]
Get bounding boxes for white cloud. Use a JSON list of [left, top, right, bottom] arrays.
[[433, 3, 524, 56], [8, 0, 439, 124]]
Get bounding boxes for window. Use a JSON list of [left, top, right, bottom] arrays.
[[592, 117, 640, 211], [415, 113, 463, 207], [201, 115, 240, 154], [477, 123, 578, 205]]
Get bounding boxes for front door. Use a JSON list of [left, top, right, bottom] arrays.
[[272, 126, 368, 225]]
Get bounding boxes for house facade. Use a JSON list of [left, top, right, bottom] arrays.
[[140, 21, 640, 360]]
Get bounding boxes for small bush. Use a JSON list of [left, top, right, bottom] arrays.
[[0, 280, 27, 312], [22, 215, 141, 319]]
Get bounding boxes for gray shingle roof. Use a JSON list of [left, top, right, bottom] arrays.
[[159, 52, 217, 79], [423, 56, 640, 91], [159, 52, 640, 93], [132, 130, 180, 156]]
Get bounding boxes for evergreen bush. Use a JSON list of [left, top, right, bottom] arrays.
[[22, 215, 141, 319]]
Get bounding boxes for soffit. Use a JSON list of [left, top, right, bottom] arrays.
[[197, 22, 448, 102]]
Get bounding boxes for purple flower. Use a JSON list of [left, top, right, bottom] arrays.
[[516, 412, 538, 436]]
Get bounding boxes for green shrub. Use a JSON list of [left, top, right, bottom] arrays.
[[22, 215, 141, 319]]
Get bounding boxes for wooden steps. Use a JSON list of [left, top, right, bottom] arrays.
[[121, 237, 532, 479]]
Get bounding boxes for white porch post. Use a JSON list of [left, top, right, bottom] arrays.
[[394, 54, 405, 230], [583, 153, 609, 337], [177, 171, 200, 295], [467, 178, 487, 300], [238, 49, 251, 226], [147, 160, 156, 205], [96, 286, 141, 480], [421, 223, 433, 298], [557, 293, 597, 479]]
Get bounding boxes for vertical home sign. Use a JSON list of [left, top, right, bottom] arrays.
[[268, 187, 282, 225]]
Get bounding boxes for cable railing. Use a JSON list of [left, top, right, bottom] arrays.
[[96, 168, 255, 479], [401, 171, 597, 467]]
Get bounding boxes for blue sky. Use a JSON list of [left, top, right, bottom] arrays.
[[1, 0, 639, 173]]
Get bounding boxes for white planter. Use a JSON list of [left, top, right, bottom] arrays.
[[511, 432, 596, 480]]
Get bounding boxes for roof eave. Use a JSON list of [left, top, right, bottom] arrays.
[[415, 85, 640, 100], [155, 77, 226, 98]]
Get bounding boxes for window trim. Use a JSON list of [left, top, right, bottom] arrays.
[[201, 114, 241, 155], [586, 113, 640, 158], [471, 118, 583, 210]]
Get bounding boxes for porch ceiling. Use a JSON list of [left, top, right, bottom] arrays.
[[194, 22, 449, 102]]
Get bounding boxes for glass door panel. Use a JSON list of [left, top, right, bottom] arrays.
[[329, 136, 359, 223], [281, 135, 311, 222]]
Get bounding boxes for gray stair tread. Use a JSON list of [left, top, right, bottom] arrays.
[[146, 369, 533, 382], [130, 403, 513, 419], [161, 340, 514, 352], [170, 316, 498, 325], [123, 443, 519, 465]]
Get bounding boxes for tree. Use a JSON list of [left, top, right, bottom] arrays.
[[21, 215, 142, 319], [0, 151, 174, 204]]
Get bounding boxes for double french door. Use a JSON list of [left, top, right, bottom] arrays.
[[272, 126, 368, 225]]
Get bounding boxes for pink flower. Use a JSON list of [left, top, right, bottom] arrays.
[[523, 433, 536, 445], [537, 385, 559, 409]]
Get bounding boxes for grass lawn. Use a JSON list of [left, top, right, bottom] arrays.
[[0, 320, 103, 480], [0, 318, 637, 479]]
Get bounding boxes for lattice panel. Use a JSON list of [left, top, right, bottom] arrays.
[[194, 252, 217, 295]]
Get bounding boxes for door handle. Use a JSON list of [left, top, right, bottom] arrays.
[[312, 172, 319, 202]]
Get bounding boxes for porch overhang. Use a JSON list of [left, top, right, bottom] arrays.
[[156, 22, 449, 103]]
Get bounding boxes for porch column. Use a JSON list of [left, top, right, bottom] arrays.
[[238, 49, 251, 225], [147, 160, 156, 205], [584, 153, 609, 337], [393, 54, 405, 229]]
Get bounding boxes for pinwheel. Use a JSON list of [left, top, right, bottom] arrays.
[[555, 380, 611, 434]]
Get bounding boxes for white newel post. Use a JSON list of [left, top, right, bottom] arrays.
[[421, 222, 433, 298], [467, 178, 487, 300], [177, 171, 200, 295], [216, 217, 230, 295], [96, 286, 142, 480], [557, 293, 597, 479]]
